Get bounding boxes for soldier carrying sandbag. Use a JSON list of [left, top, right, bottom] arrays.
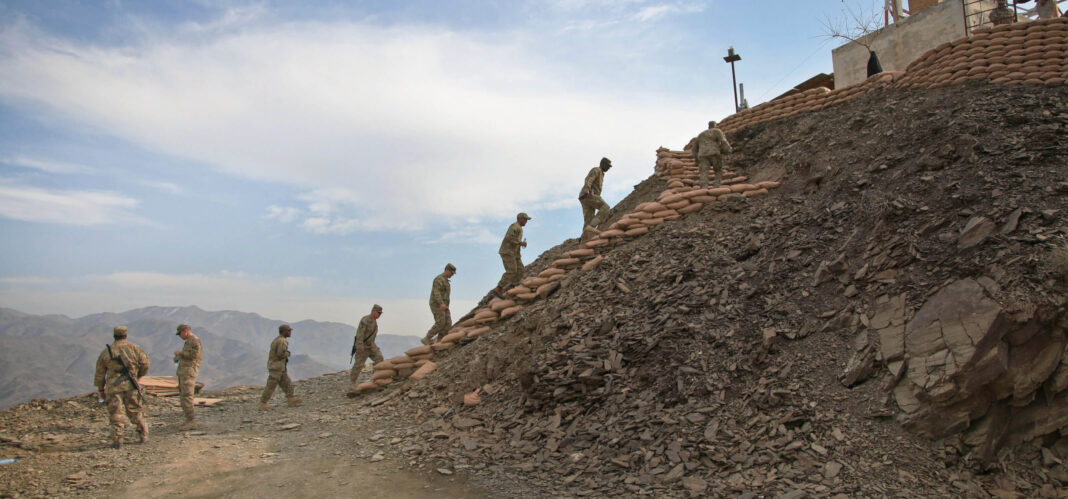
[[422, 264, 456, 346], [494, 212, 530, 298], [692, 120, 733, 188], [259, 324, 301, 410], [93, 326, 150, 448], [350, 304, 385, 387], [579, 157, 613, 240], [173, 323, 202, 430]]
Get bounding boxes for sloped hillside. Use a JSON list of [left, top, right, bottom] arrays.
[[354, 79, 1067, 497]]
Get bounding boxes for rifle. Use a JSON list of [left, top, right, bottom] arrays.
[[350, 336, 358, 364], [107, 344, 145, 401]]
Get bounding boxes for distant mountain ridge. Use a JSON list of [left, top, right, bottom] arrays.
[[0, 306, 421, 409]]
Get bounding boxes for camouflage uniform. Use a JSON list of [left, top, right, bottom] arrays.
[[579, 164, 611, 229], [176, 332, 202, 423], [350, 312, 385, 384], [94, 335, 150, 445], [422, 272, 452, 344], [693, 127, 732, 188], [260, 333, 295, 404], [497, 221, 524, 289]]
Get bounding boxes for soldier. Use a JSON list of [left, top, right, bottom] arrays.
[[494, 212, 530, 298], [692, 120, 733, 188], [579, 157, 613, 237], [173, 323, 202, 430], [350, 304, 385, 387], [259, 324, 301, 410], [93, 326, 150, 449], [422, 264, 456, 345]]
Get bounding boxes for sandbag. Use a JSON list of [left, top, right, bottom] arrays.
[[565, 248, 595, 259], [372, 369, 396, 381], [665, 200, 690, 210], [355, 382, 380, 393], [442, 331, 467, 343], [474, 316, 497, 325], [639, 202, 666, 213], [642, 217, 665, 226], [522, 276, 549, 287], [458, 318, 477, 328], [389, 355, 412, 365], [466, 326, 491, 338], [677, 202, 704, 214], [743, 187, 769, 197], [414, 358, 429, 367], [431, 342, 455, 351], [473, 309, 498, 321], [500, 305, 524, 318], [392, 362, 415, 371], [582, 254, 604, 271], [584, 238, 609, 248], [516, 292, 539, 301], [600, 229, 625, 238], [707, 187, 731, 196], [661, 193, 685, 204], [624, 226, 649, 236], [373, 360, 394, 370], [681, 188, 708, 199], [405, 345, 432, 357], [630, 211, 652, 220], [463, 390, 482, 406], [506, 285, 530, 297], [690, 195, 717, 203], [490, 298, 516, 312], [373, 377, 393, 386], [538, 267, 565, 278], [729, 183, 757, 193], [552, 257, 581, 268], [756, 181, 781, 189], [409, 361, 438, 380], [409, 353, 434, 362], [548, 273, 565, 282], [652, 209, 679, 218], [536, 281, 560, 298]]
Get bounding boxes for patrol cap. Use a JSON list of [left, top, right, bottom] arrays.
[[708, 120, 718, 128], [279, 324, 292, 333], [600, 157, 612, 167], [113, 326, 128, 337], [176, 323, 191, 335], [517, 212, 532, 220], [445, 263, 456, 272], [372, 304, 383, 313]]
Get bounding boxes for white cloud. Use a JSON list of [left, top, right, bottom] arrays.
[[633, 3, 705, 22], [0, 270, 474, 336], [426, 225, 501, 245], [0, 18, 717, 233], [138, 180, 183, 195], [1, 155, 97, 174], [0, 276, 51, 285], [0, 179, 147, 225]]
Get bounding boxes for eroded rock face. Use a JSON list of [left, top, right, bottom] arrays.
[[883, 278, 1067, 460]]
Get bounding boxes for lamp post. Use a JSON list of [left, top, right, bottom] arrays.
[[723, 46, 742, 113]]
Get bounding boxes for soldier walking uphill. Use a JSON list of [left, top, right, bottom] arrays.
[[259, 324, 302, 410], [93, 326, 150, 449], [692, 121, 733, 188], [422, 264, 456, 345], [579, 157, 613, 239], [494, 212, 530, 298], [350, 304, 385, 386], [173, 323, 202, 430]]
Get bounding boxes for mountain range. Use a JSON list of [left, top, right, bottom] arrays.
[[0, 305, 421, 409]]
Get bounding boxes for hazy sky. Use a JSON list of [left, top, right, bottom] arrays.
[[0, 0, 893, 335]]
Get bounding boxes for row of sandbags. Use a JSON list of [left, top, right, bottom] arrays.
[[139, 375, 204, 397], [352, 346, 439, 393]]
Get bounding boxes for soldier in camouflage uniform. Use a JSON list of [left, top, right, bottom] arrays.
[[692, 121, 733, 188], [422, 264, 456, 345], [350, 304, 385, 386], [494, 212, 530, 297], [93, 326, 150, 448], [173, 323, 202, 430], [579, 157, 613, 237], [259, 324, 301, 410]]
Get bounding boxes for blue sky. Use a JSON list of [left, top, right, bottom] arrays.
[[0, 0, 881, 335]]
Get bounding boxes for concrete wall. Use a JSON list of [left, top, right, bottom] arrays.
[[831, 0, 994, 88]]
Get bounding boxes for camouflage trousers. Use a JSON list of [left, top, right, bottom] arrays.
[[178, 370, 197, 421], [106, 389, 147, 443], [497, 253, 523, 290], [350, 345, 384, 384], [422, 307, 452, 344], [697, 154, 724, 188], [580, 194, 611, 229], [260, 369, 294, 403]]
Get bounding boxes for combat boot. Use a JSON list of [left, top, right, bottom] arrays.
[[177, 419, 197, 431], [111, 439, 122, 450], [258, 402, 272, 410], [287, 397, 302, 407], [139, 434, 148, 444]]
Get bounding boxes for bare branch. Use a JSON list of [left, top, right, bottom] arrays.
[[820, 1, 883, 51]]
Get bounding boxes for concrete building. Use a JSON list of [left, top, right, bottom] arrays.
[[831, 0, 994, 88]]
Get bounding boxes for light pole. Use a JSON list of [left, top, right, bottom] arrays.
[[723, 46, 742, 113]]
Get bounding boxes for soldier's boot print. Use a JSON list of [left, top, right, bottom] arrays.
[[287, 396, 302, 407]]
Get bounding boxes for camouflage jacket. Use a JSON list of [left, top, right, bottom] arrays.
[[429, 273, 451, 309], [498, 222, 523, 256], [94, 339, 150, 393], [693, 128, 732, 158], [355, 314, 378, 348], [177, 333, 203, 375], [579, 167, 604, 199], [267, 335, 290, 372]]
